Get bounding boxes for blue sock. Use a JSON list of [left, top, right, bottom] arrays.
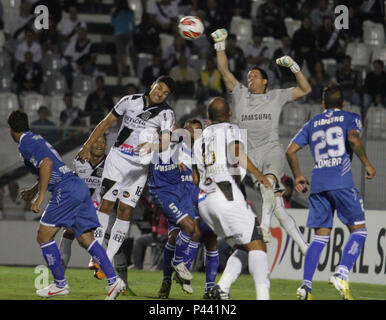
[[337, 228, 367, 281], [172, 230, 191, 265], [163, 242, 175, 283], [87, 240, 117, 286], [205, 249, 219, 292], [40, 240, 67, 288], [302, 234, 330, 292], [184, 240, 200, 270]]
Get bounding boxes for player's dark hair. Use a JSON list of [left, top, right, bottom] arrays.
[[156, 75, 176, 94], [322, 83, 344, 109], [7, 110, 30, 133], [184, 118, 202, 128], [249, 65, 269, 92]]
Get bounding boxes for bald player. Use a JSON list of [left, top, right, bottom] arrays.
[[210, 29, 311, 254], [193, 97, 271, 300]]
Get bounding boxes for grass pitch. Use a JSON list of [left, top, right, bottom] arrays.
[[0, 265, 385, 300]]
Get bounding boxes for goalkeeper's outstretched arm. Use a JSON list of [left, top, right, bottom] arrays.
[[211, 29, 237, 92]]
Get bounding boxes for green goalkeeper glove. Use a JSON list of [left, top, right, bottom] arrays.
[[276, 56, 300, 73], [211, 28, 228, 51]]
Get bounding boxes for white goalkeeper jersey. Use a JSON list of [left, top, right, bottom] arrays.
[[231, 81, 294, 151], [111, 93, 175, 163], [193, 122, 245, 193], [73, 156, 106, 208]]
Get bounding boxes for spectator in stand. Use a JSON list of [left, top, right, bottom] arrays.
[[4, 2, 33, 41], [169, 55, 199, 98], [310, 0, 333, 31], [14, 51, 43, 94], [363, 59, 386, 114], [255, 0, 286, 38], [85, 76, 114, 125], [202, 0, 230, 34], [38, 16, 61, 53], [225, 33, 246, 81], [57, 5, 87, 42], [197, 58, 223, 101], [308, 60, 330, 103], [124, 82, 139, 95], [163, 35, 192, 71], [31, 106, 60, 144], [341, 5, 363, 41], [273, 35, 296, 85], [61, 25, 94, 89], [357, 0, 385, 23], [148, 0, 179, 34], [316, 16, 343, 61], [336, 55, 362, 106], [15, 29, 42, 65], [60, 92, 85, 129], [245, 33, 270, 69], [294, 2, 312, 21], [141, 55, 167, 89], [111, 0, 136, 79], [133, 13, 160, 55], [292, 16, 317, 71], [129, 204, 168, 270], [224, 0, 251, 19]]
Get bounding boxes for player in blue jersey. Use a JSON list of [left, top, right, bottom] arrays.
[[8, 110, 125, 299], [285, 84, 376, 300]]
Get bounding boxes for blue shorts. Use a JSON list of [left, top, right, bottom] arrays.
[[150, 184, 197, 227], [40, 176, 100, 239], [308, 187, 365, 229]]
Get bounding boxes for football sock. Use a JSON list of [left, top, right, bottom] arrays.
[[205, 249, 219, 293], [184, 240, 200, 270], [87, 240, 117, 286], [59, 236, 73, 270], [274, 197, 309, 255], [248, 250, 270, 300], [218, 249, 247, 292], [95, 211, 110, 246], [106, 218, 130, 262], [163, 241, 175, 284], [259, 178, 276, 233], [302, 234, 330, 292], [337, 228, 367, 280], [40, 240, 67, 288], [172, 230, 191, 265]]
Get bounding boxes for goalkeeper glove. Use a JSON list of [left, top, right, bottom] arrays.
[[276, 56, 300, 73], [211, 28, 228, 51]]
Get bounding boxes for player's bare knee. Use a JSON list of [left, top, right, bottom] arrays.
[[117, 203, 133, 221], [349, 224, 367, 233], [244, 240, 266, 252], [179, 216, 195, 236], [192, 220, 202, 241], [168, 229, 179, 244], [77, 231, 94, 249], [203, 232, 218, 250], [62, 228, 75, 240], [99, 199, 115, 214]]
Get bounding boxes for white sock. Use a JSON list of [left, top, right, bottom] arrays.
[[248, 250, 270, 300], [259, 179, 276, 233], [94, 210, 110, 246], [274, 197, 309, 255], [106, 218, 131, 262], [59, 237, 73, 270], [218, 249, 247, 292]]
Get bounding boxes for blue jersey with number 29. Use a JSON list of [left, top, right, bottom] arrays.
[[19, 131, 75, 192], [292, 109, 362, 194]]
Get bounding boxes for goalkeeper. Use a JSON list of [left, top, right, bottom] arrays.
[[210, 28, 312, 254]]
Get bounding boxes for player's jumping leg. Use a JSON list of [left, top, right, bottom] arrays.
[[36, 225, 69, 298], [329, 224, 367, 300], [274, 196, 309, 255], [258, 175, 277, 242], [297, 228, 330, 300], [77, 231, 125, 300], [59, 228, 75, 271]]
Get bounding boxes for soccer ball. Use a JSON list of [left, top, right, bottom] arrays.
[[178, 16, 204, 40]]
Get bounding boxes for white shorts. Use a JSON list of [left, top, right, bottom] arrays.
[[198, 181, 259, 248], [100, 148, 148, 208], [248, 143, 285, 193]]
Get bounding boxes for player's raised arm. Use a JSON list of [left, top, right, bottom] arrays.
[[347, 130, 376, 179], [276, 56, 312, 101], [211, 29, 237, 92], [285, 142, 309, 193], [77, 111, 117, 162]]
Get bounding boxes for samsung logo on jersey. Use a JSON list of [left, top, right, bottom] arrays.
[[154, 164, 178, 172], [314, 116, 344, 127], [241, 113, 272, 121]]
